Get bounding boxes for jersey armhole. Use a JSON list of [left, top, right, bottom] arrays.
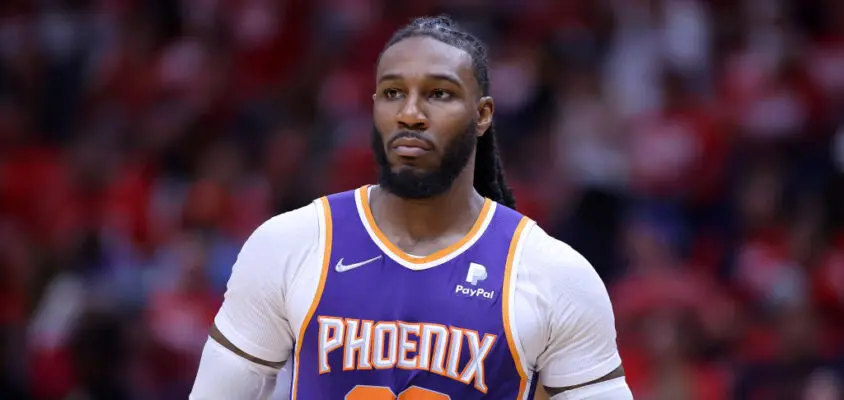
[[503, 218, 538, 398], [289, 196, 334, 399]]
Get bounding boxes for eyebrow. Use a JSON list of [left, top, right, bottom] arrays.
[[377, 73, 464, 88]]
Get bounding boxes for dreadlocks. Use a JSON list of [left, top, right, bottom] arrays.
[[381, 16, 517, 209]]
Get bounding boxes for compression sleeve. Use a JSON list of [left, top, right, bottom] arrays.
[[214, 203, 320, 363], [189, 338, 280, 400], [549, 377, 633, 399], [523, 226, 623, 388]]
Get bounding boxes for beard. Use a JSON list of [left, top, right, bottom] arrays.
[[371, 122, 477, 199]]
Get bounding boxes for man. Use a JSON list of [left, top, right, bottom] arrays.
[[190, 16, 631, 399]]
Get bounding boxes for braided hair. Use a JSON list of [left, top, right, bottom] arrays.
[[381, 16, 516, 209]]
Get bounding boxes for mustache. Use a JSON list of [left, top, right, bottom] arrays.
[[386, 131, 435, 148]]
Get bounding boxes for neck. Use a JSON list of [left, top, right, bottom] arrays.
[[371, 169, 484, 242]]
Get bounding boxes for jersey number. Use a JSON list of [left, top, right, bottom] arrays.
[[346, 385, 450, 400]]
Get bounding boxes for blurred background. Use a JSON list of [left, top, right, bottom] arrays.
[[1, 0, 844, 399]]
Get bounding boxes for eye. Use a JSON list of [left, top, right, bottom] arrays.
[[383, 88, 402, 99], [430, 89, 453, 100]]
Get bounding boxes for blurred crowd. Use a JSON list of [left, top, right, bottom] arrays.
[[2, 0, 844, 399]]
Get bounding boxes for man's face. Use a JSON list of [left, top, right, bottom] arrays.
[[371, 36, 493, 199]]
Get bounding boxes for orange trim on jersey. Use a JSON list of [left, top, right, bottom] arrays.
[[358, 185, 493, 264], [502, 217, 531, 399], [291, 197, 333, 400]]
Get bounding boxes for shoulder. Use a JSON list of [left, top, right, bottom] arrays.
[[250, 199, 323, 245], [231, 199, 326, 284], [213, 200, 328, 363], [513, 224, 621, 387], [516, 223, 609, 303]]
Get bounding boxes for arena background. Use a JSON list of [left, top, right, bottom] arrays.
[[1, 0, 844, 399]]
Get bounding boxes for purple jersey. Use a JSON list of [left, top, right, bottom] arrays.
[[291, 187, 538, 399]]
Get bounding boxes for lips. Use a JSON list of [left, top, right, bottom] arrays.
[[391, 136, 432, 150], [390, 136, 433, 157]]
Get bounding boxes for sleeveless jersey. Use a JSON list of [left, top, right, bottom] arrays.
[[290, 187, 539, 399]]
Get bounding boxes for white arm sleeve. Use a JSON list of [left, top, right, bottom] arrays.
[[521, 227, 623, 388], [549, 377, 633, 399], [189, 339, 280, 400], [214, 203, 320, 363]]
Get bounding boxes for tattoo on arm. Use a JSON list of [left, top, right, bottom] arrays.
[[209, 324, 285, 369], [543, 365, 625, 396]]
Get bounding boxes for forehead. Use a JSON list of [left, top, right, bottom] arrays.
[[377, 36, 477, 91]]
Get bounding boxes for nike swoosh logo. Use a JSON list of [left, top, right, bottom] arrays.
[[335, 255, 383, 272]]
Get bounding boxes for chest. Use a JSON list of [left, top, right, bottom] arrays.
[[296, 248, 519, 397], [287, 191, 536, 399], [325, 255, 502, 316]]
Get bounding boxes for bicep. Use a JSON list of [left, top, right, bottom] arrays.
[[213, 223, 291, 363], [536, 269, 622, 388], [213, 206, 321, 364], [523, 228, 624, 389]]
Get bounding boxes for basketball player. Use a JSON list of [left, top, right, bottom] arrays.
[[190, 16, 631, 400]]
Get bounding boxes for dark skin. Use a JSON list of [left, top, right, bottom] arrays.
[[210, 35, 624, 396], [370, 36, 489, 255]]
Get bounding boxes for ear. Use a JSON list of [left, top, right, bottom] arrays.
[[372, 93, 377, 102], [476, 96, 494, 137]]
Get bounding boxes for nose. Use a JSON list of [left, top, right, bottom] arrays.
[[396, 93, 429, 131]]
